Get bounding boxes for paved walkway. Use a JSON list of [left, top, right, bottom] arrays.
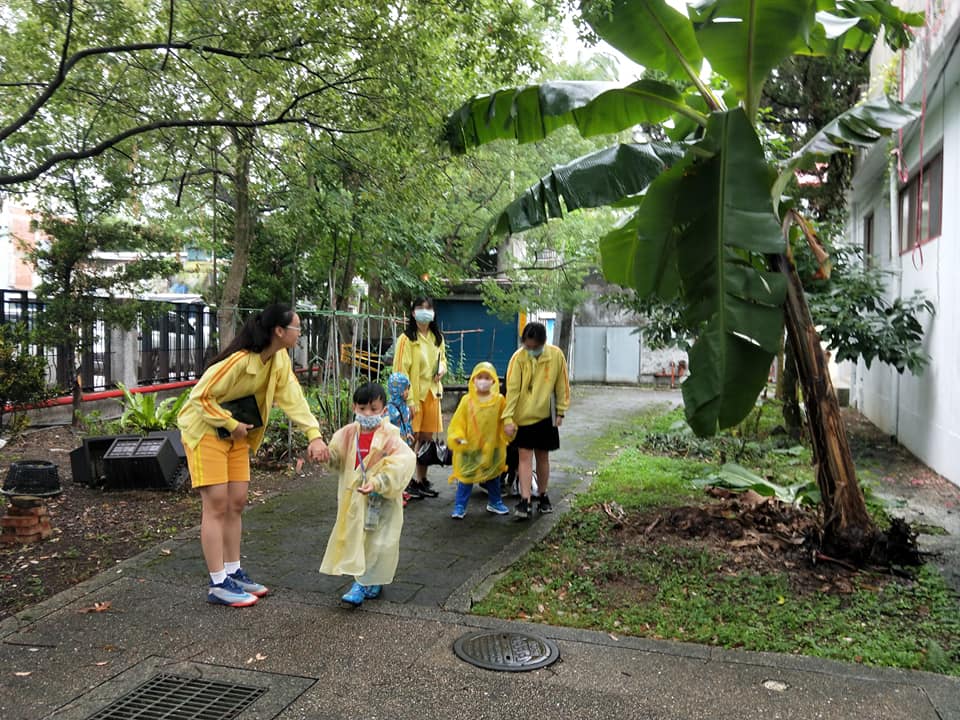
[[1, 386, 957, 720]]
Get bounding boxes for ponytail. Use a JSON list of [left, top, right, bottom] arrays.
[[207, 303, 294, 368]]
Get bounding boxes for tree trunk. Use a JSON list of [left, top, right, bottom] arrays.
[[778, 337, 803, 441], [217, 128, 256, 348], [771, 252, 876, 557], [556, 309, 574, 360]]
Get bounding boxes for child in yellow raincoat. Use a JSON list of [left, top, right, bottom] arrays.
[[446, 362, 511, 518], [320, 382, 416, 606]]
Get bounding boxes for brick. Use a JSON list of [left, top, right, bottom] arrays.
[[1, 532, 41, 544], [1, 516, 38, 528], [39, 526, 52, 539], [15, 523, 43, 536], [7, 506, 48, 517]]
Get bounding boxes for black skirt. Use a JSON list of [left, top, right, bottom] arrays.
[[513, 417, 560, 451]]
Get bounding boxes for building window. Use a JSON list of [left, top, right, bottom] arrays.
[[863, 212, 874, 267], [899, 152, 943, 253]]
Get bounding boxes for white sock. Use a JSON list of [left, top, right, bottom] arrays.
[[224, 561, 241, 575], [210, 569, 227, 585]]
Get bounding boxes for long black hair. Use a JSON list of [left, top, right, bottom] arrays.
[[403, 296, 443, 346], [208, 303, 294, 368]]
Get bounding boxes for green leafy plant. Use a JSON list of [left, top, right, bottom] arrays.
[[115, 382, 189, 433], [256, 407, 309, 466], [693, 462, 820, 507], [77, 409, 124, 437], [446, 0, 925, 554], [0, 323, 56, 437]]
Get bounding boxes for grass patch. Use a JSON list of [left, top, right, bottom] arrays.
[[474, 401, 960, 675], [476, 530, 960, 673]]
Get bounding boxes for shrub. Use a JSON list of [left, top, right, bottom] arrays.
[[0, 323, 55, 437]]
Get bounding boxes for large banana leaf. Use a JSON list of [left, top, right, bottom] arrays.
[[445, 80, 702, 154], [805, 0, 925, 55], [772, 95, 920, 208], [672, 109, 787, 435], [581, 0, 704, 84], [691, 0, 818, 118], [599, 157, 692, 299], [483, 142, 686, 242]]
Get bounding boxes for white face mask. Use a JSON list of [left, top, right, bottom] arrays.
[[474, 378, 493, 393], [414, 309, 434, 324]]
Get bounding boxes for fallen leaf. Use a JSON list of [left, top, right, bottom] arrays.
[[94, 661, 109, 667], [14, 671, 32, 677], [159, 548, 172, 556], [78, 601, 112, 614]]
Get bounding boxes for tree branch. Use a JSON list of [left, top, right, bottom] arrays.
[[59, 0, 76, 78], [0, 39, 345, 145], [0, 112, 383, 186]]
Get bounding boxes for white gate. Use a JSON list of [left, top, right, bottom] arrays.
[[572, 325, 641, 384]]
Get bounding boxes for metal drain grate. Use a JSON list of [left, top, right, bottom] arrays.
[[84, 673, 267, 720], [453, 630, 560, 672]]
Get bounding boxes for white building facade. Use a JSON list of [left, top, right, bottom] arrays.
[[848, 0, 960, 485]]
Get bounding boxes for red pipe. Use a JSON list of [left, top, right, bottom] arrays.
[[4, 379, 199, 413], [5, 365, 325, 413]]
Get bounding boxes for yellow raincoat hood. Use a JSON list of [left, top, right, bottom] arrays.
[[446, 362, 508, 484]]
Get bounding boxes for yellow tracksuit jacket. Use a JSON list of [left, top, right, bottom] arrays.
[[177, 349, 321, 451], [501, 344, 571, 428]]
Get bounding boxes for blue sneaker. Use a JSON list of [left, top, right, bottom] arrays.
[[341, 581, 366, 607], [486, 500, 509, 515], [451, 505, 467, 519], [229, 569, 269, 597], [207, 576, 258, 607], [363, 584, 382, 599]]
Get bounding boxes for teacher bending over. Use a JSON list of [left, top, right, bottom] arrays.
[[178, 303, 329, 607]]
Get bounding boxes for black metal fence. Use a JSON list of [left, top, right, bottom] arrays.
[[1, 289, 403, 394], [0, 289, 218, 391]]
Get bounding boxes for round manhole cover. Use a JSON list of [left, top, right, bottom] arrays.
[[453, 631, 560, 672]]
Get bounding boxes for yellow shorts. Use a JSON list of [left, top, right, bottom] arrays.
[[184, 432, 251, 488], [412, 391, 443, 435]]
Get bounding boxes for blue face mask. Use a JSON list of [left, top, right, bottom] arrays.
[[356, 414, 381, 431], [526, 346, 544, 358], [414, 309, 435, 324]]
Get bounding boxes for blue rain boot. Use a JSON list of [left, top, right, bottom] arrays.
[[451, 481, 472, 519], [362, 584, 383, 599], [341, 581, 366, 607], [483, 478, 509, 515]]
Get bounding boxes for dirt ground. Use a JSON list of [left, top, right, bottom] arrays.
[[0, 425, 319, 620], [1, 407, 958, 620], [601, 407, 960, 597]]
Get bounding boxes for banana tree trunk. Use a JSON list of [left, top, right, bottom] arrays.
[[770, 252, 876, 558]]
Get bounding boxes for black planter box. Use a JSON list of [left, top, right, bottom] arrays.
[[70, 435, 139, 488], [102, 436, 180, 490]]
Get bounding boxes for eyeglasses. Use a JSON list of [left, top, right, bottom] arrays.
[[285, 325, 302, 333]]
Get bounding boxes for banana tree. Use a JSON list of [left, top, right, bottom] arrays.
[[446, 0, 923, 558]]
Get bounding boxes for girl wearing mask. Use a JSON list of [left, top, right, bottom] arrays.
[[392, 297, 447, 499], [502, 322, 570, 519]]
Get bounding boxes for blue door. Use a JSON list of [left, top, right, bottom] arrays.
[[434, 299, 518, 379]]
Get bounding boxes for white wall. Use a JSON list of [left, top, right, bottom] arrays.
[[849, 20, 960, 485]]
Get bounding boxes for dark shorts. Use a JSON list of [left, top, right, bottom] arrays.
[[513, 417, 560, 452]]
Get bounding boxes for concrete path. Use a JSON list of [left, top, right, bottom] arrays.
[[0, 386, 957, 720]]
